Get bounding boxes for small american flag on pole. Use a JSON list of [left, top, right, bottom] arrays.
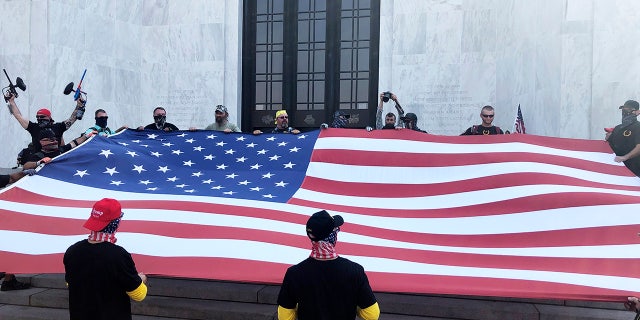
[[514, 104, 526, 134]]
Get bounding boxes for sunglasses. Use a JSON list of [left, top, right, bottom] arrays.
[[277, 116, 288, 119], [36, 115, 49, 119], [481, 114, 494, 118]]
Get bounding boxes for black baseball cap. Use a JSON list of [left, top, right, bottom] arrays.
[[306, 210, 344, 241], [401, 113, 418, 122], [619, 100, 639, 110], [334, 110, 351, 119]]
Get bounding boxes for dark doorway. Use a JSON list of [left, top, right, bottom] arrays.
[[242, 0, 380, 132]]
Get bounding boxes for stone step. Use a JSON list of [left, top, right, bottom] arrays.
[[0, 274, 635, 320], [0, 305, 190, 320], [14, 287, 277, 320]]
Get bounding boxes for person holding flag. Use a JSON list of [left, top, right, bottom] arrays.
[[461, 105, 504, 135], [606, 100, 640, 177]]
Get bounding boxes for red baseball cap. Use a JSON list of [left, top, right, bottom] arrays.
[[83, 198, 123, 231], [36, 108, 51, 118]]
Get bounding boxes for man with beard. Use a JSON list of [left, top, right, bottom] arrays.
[[253, 110, 300, 135], [606, 99, 640, 177], [6, 91, 83, 156], [137, 106, 180, 132], [376, 92, 404, 129], [205, 105, 240, 133]]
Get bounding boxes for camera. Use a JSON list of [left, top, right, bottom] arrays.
[[382, 91, 392, 102]]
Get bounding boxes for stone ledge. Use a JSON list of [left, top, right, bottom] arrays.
[[0, 287, 48, 306], [0, 304, 194, 320], [134, 295, 276, 320], [149, 276, 268, 302], [1, 274, 634, 320]]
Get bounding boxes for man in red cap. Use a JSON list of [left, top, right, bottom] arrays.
[[64, 198, 148, 320], [277, 210, 380, 320], [5, 91, 84, 158]]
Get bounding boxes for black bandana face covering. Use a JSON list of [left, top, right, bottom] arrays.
[[154, 115, 166, 128], [95, 116, 108, 128], [37, 118, 51, 128], [622, 111, 638, 127], [323, 227, 340, 246]]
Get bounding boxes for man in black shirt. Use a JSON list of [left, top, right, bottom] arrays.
[[277, 210, 380, 320], [253, 110, 301, 135], [6, 91, 83, 155], [461, 105, 504, 135], [606, 100, 640, 177], [64, 198, 148, 320], [400, 113, 428, 133], [137, 106, 180, 132], [20, 128, 91, 165]]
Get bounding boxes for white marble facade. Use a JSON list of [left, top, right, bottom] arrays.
[[0, 0, 637, 167]]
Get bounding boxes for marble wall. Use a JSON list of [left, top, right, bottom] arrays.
[[0, 0, 240, 167], [0, 0, 637, 167], [379, 0, 640, 138]]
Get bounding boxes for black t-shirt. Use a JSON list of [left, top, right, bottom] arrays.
[[461, 125, 503, 135], [271, 127, 297, 133], [277, 257, 377, 320], [143, 122, 180, 132], [608, 121, 640, 176], [64, 240, 142, 320], [26, 121, 67, 152]]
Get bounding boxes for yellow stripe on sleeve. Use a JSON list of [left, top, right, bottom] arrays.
[[126, 282, 148, 302], [277, 305, 297, 320], [357, 302, 380, 320]]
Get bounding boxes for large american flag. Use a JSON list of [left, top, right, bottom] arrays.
[[2, 128, 640, 301]]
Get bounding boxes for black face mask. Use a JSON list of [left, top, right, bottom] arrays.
[[37, 118, 51, 128], [95, 116, 108, 128], [622, 109, 635, 118], [382, 123, 396, 130], [154, 115, 166, 128]]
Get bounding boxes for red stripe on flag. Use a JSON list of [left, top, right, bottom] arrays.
[[289, 192, 640, 218], [311, 150, 628, 175], [299, 175, 640, 198]]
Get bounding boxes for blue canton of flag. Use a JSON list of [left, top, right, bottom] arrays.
[[37, 130, 319, 203]]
